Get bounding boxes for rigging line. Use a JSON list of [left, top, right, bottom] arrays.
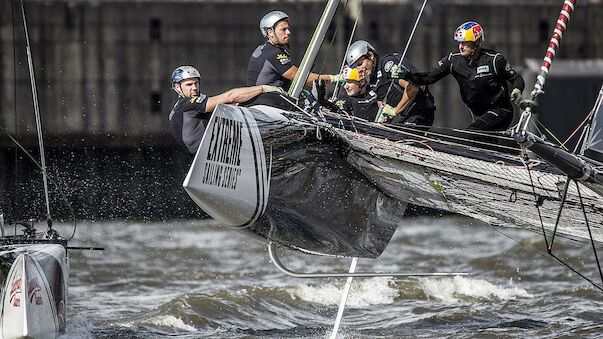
[[574, 126, 590, 155], [526, 157, 603, 292], [331, 0, 364, 101], [316, 0, 350, 75], [535, 120, 569, 151], [575, 181, 603, 287], [560, 109, 595, 150], [487, 224, 550, 259], [10, 0, 18, 220], [0, 127, 78, 241], [20, 0, 52, 226], [377, 0, 428, 121], [580, 88, 603, 155], [368, 121, 520, 152], [548, 177, 571, 251], [362, 123, 497, 150], [548, 251, 603, 293], [524, 158, 551, 249]]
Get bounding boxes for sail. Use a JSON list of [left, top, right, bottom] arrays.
[[583, 85, 603, 162]]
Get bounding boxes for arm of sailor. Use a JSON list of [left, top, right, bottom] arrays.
[[393, 79, 418, 114], [281, 66, 334, 87], [406, 56, 451, 86], [495, 54, 525, 92], [205, 86, 264, 112]]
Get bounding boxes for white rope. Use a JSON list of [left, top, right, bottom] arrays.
[[377, 0, 428, 121]]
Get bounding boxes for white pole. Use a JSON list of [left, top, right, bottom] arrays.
[[329, 257, 358, 339]]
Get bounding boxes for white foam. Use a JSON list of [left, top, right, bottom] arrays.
[[288, 277, 397, 308], [145, 315, 197, 331], [420, 276, 533, 303]]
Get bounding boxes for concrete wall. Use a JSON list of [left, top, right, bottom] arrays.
[[1, 1, 603, 145]]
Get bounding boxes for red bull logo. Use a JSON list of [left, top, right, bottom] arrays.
[[472, 25, 482, 39]]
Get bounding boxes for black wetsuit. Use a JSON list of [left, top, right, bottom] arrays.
[[374, 53, 436, 126], [168, 94, 210, 155], [406, 48, 525, 131], [335, 86, 379, 121], [247, 42, 293, 90]]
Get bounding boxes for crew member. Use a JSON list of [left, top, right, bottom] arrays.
[[343, 40, 436, 126], [335, 66, 379, 121], [394, 21, 525, 131], [168, 65, 284, 155], [247, 10, 342, 91]]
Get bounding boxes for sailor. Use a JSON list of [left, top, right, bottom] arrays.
[[343, 40, 436, 126], [335, 66, 379, 121], [247, 10, 343, 91], [168, 65, 284, 155], [393, 21, 525, 131]]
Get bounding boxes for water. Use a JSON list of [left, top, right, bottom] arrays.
[[62, 216, 603, 338]]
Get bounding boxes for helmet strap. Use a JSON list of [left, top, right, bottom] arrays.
[[173, 84, 185, 98]]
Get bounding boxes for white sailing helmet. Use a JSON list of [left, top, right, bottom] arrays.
[[345, 40, 376, 66], [171, 66, 200, 87], [260, 10, 289, 37]]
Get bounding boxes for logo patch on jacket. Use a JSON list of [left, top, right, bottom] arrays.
[[477, 65, 490, 74], [190, 94, 207, 104], [276, 53, 290, 65]]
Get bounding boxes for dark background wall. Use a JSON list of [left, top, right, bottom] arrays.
[[1, 0, 603, 221]]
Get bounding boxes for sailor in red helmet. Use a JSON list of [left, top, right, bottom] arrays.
[[393, 21, 525, 131]]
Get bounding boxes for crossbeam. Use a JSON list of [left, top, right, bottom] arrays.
[[268, 242, 469, 278]]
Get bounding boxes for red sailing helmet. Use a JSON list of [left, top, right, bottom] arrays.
[[454, 21, 485, 43]]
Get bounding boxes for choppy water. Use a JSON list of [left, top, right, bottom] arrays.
[[61, 216, 603, 338]]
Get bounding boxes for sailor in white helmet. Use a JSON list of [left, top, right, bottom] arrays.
[[344, 40, 436, 126], [247, 10, 342, 91], [168, 65, 284, 155]]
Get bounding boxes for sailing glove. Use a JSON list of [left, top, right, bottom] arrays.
[[510, 88, 522, 106], [261, 85, 286, 95], [376, 104, 396, 123], [328, 74, 346, 84], [389, 64, 409, 79]]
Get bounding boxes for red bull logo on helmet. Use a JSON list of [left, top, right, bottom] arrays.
[[454, 21, 484, 43]]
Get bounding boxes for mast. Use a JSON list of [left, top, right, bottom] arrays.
[[289, 0, 341, 99], [515, 0, 577, 134], [20, 0, 52, 226]]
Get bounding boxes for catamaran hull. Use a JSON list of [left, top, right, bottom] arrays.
[[0, 243, 67, 339], [184, 104, 406, 258], [185, 102, 603, 257]]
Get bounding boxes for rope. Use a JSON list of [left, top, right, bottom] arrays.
[[20, 0, 52, 226], [0, 127, 78, 240], [535, 120, 569, 151], [10, 0, 18, 220], [377, 0, 428, 120], [331, 0, 365, 101], [524, 156, 603, 292], [561, 88, 603, 150]]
